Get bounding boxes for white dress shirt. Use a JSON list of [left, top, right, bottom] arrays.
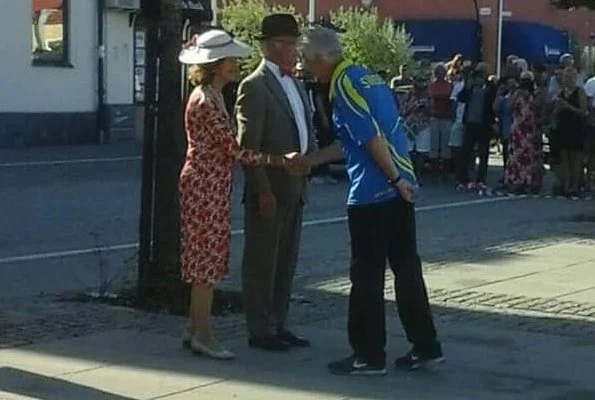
[[265, 59, 309, 155], [585, 76, 595, 104]]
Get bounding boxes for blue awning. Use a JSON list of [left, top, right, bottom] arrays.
[[398, 19, 480, 62], [502, 21, 568, 64]]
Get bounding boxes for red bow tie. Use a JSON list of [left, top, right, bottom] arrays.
[[280, 67, 293, 77]]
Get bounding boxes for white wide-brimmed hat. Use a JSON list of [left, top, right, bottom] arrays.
[[179, 29, 251, 65]]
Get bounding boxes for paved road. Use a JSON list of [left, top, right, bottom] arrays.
[[0, 143, 592, 299], [1, 144, 594, 400], [2, 239, 595, 399], [3, 315, 595, 400]]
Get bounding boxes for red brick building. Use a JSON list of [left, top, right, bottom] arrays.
[[268, 0, 594, 69]]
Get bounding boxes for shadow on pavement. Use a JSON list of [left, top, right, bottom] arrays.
[[0, 367, 135, 400], [1, 154, 594, 398], [2, 287, 595, 400]]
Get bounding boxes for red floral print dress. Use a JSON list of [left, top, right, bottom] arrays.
[[505, 90, 543, 189], [402, 90, 432, 134], [179, 86, 262, 286]]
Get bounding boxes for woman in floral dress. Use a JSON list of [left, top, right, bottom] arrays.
[[178, 30, 303, 360], [505, 71, 544, 194]]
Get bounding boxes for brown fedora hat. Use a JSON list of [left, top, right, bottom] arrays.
[[257, 13, 300, 41]]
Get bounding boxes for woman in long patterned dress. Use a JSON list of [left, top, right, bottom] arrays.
[[178, 30, 304, 360], [505, 71, 544, 194]]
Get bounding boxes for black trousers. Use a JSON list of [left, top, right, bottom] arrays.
[[457, 123, 491, 184], [347, 197, 440, 367]]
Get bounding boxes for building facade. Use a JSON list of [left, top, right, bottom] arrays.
[[2, 1, 591, 148], [272, 0, 593, 68], [0, 0, 211, 149], [0, 1, 135, 147]]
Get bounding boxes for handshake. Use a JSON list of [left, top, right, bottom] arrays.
[[282, 152, 313, 176]]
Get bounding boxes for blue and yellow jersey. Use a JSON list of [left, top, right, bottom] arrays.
[[329, 60, 417, 205]]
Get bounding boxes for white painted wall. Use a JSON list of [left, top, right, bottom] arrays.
[[105, 10, 134, 105], [0, 1, 97, 113]]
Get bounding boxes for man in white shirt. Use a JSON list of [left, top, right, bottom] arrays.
[[235, 14, 317, 352], [263, 58, 310, 154]]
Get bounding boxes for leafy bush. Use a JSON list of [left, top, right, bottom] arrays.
[[220, 0, 302, 78], [330, 6, 412, 76], [219, 2, 412, 79]]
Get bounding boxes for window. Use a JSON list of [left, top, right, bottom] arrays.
[[134, 29, 146, 102], [31, 0, 69, 66]]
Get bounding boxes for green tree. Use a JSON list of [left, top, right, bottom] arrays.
[[330, 6, 412, 76], [220, 0, 303, 78]]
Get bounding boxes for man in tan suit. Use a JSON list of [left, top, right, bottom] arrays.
[[235, 14, 317, 352]]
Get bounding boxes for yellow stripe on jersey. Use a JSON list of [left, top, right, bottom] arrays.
[[340, 74, 370, 117], [331, 60, 415, 179]]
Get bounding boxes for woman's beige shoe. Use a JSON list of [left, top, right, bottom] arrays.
[[190, 336, 236, 360]]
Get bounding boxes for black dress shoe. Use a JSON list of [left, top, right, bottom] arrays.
[[248, 336, 290, 352], [277, 330, 310, 347]]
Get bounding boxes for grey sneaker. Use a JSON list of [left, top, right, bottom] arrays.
[[394, 349, 445, 371], [328, 355, 387, 376]]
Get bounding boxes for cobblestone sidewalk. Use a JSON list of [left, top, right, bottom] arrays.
[[2, 204, 593, 349], [2, 269, 595, 350]]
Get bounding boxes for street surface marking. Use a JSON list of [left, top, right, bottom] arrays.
[[0, 156, 142, 168], [295, 197, 515, 229], [0, 197, 514, 264], [0, 244, 137, 264]]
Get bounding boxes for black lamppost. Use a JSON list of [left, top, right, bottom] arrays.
[[472, 0, 482, 62]]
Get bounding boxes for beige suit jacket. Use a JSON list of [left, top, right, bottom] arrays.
[[235, 60, 317, 204]]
